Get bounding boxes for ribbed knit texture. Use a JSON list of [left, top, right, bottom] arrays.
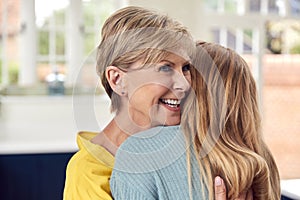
[[110, 126, 207, 200]]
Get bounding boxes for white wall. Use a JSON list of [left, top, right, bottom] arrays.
[[127, 0, 205, 39], [0, 95, 113, 154]]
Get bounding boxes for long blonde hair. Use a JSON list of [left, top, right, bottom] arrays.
[[182, 41, 280, 199]]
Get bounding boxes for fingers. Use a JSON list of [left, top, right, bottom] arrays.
[[214, 176, 254, 200], [214, 176, 227, 200]]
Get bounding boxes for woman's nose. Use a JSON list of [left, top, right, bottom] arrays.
[[172, 70, 191, 93]]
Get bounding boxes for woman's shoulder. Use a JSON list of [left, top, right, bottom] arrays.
[[71, 131, 115, 167], [114, 125, 186, 173], [119, 125, 182, 152], [120, 126, 180, 145]]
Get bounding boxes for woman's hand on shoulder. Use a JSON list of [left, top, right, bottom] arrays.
[[214, 176, 253, 200]]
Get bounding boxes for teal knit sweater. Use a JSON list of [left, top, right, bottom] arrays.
[[110, 126, 207, 200]]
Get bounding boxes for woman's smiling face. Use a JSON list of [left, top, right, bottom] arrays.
[[124, 52, 192, 128]]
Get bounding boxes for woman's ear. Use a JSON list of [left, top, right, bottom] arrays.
[[105, 66, 127, 96]]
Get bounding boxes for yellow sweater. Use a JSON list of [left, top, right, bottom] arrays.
[[63, 132, 114, 200]]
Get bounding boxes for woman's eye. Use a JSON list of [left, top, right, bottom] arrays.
[[182, 64, 190, 72], [158, 64, 172, 72]]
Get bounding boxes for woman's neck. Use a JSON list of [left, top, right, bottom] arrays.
[[91, 109, 150, 156], [90, 119, 128, 156], [102, 119, 130, 147]]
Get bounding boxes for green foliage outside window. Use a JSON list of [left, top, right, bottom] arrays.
[[56, 32, 65, 55], [38, 30, 49, 55], [290, 43, 300, 54], [0, 61, 19, 84]]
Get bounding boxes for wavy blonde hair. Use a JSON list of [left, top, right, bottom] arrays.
[[182, 41, 280, 199]]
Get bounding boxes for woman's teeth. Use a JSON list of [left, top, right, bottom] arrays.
[[160, 99, 180, 107]]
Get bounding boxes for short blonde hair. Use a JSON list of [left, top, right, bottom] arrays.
[[96, 6, 193, 113]]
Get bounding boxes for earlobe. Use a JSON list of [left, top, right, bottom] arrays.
[[106, 66, 127, 96]]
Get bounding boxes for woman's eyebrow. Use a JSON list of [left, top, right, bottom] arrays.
[[160, 60, 174, 65], [160, 60, 191, 66]]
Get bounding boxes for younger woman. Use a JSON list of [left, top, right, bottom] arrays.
[[183, 41, 281, 199]]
